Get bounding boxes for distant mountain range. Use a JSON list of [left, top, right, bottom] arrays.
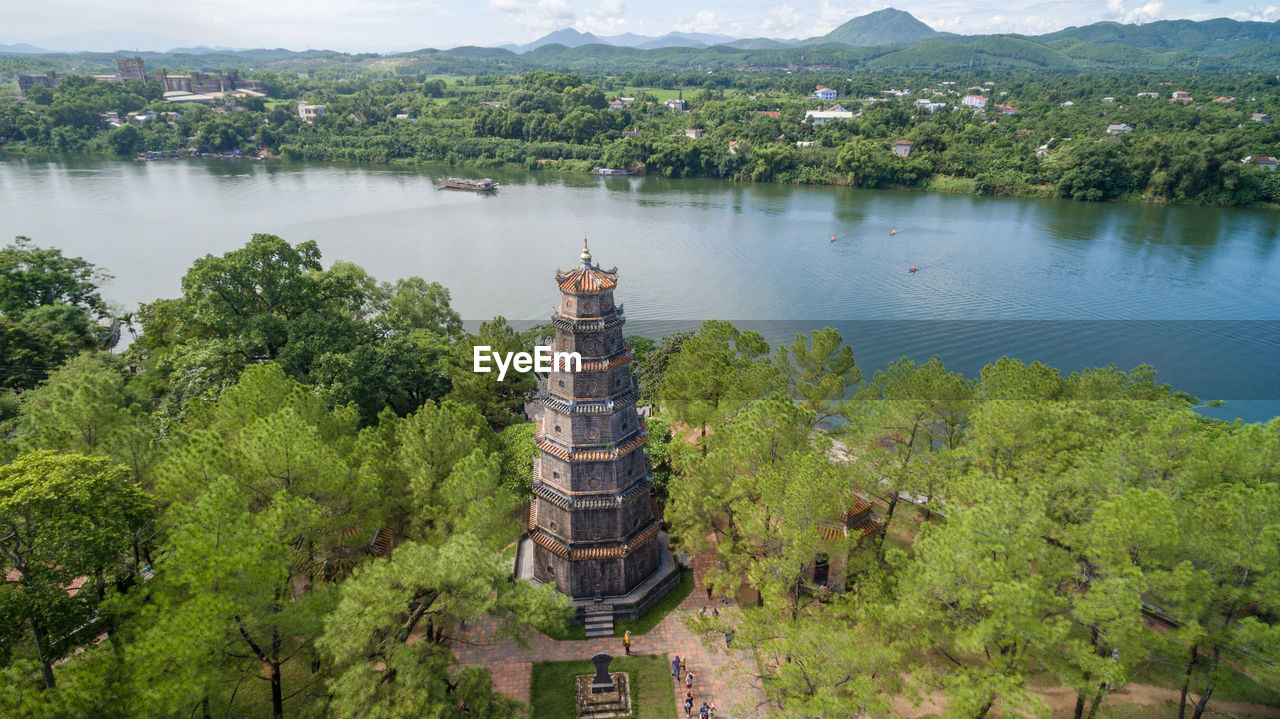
[[488, 8, 1278, 55], [493, 9, 951, 51], [498, 28, 745, 53], [0, 43, 53, 54]]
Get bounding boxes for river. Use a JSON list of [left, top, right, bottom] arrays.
[[2, 158, 1278, 422]]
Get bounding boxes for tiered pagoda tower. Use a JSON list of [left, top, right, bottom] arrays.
[[520, 240, 677, 620]]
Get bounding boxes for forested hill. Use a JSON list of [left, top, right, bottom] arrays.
[[3, 12, 1280, 76], [812, 8, 945, 46]]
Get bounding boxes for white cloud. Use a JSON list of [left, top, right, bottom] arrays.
[[1122, 1, 1164, 23], [921, 10, 1062, 35], [578, 0, 630, 35], [674, 10, 721, 33], [757, 5, 803, 37], [1227, 4, 1280, 20], [1103, 0, 1166, 24], [488, 0, 576, 37], [806, 1, 869, 36]]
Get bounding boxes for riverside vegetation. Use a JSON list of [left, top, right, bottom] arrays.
[[3, 66, 1280, 206], [1, 235, 1278, 719]]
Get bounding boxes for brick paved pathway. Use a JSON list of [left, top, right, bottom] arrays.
[[454, 552, 769, 718]]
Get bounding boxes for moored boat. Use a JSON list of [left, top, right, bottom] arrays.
[[439, 177, 499, 191], [591, 167, 638, 175]]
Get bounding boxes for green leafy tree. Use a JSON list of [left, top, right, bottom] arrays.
[[496, 421, 537, 493], [0, 647, 136, 719], [774, 327, 860, 419], [848, 356, 971, 545], [130, 365, 378, 718], [659, 320, 777, 453], [444, 317, 539, 430], [0, 237, 109, 318], [24, 85, 53, 106], [722, 567, 904, 718], [1168, 482, 1280, 719], [320, 534, 567, 719], [108, 123, 142, 156], [0, 318, 81, 391], [894, 484, 1066, 719], [135, 236, 458, 421], [635, 330, 690, 406], [0, 451, 152, 689], [667, 396, 821, 600]]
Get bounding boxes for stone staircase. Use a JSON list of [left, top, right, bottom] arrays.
[[584, 605, 614, 639]]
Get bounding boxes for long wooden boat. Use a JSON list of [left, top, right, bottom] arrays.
[[439, 177, 498, 191], [591, 167, 638, 175]]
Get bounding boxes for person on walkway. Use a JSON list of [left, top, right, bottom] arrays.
[[700, 701, 710, 719], [685, 671, 695, 691], [684, 693, 694, 717], [680, 655, 687, 677], [706, 583, 713, 601], [623, 630, 632, 655], [671, 655, 680, 678]]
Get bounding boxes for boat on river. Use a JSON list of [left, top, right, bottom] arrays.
[[592, 167, 638, 175], [439, 177, 498, 191]]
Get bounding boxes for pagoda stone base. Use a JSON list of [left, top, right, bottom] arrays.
[[516, 531, 681, 623], [575, 673, 630, 718]]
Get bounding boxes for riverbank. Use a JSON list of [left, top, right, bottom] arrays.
[[390, 154, 1280, 210], [5, 145, 1279, 210]]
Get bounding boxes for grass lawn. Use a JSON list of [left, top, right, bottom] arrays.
[[621, 86, 690, 102], [529, 654, 670, 719], [615, 568, 695, 637]]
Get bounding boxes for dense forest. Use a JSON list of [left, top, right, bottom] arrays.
[[2, 235, 1278, 718]]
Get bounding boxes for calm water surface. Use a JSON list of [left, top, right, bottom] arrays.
[[3, 159, 1278, 421]]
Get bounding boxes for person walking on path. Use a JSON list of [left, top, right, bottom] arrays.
[[622, 630, 632, 655], [684, 693, 694, 717], [685, 671, 695, 692], [679, 655, 687, 677], [671, 655, 680, 678], [700, 701, 710, 719]]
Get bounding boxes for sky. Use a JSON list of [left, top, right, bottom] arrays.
[[1, 0, 1277, 54]]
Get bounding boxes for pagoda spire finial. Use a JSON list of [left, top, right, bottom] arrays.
[[580, 237, 592, 265]]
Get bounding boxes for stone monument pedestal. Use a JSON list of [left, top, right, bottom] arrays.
[[574, 673, 630, 718]]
